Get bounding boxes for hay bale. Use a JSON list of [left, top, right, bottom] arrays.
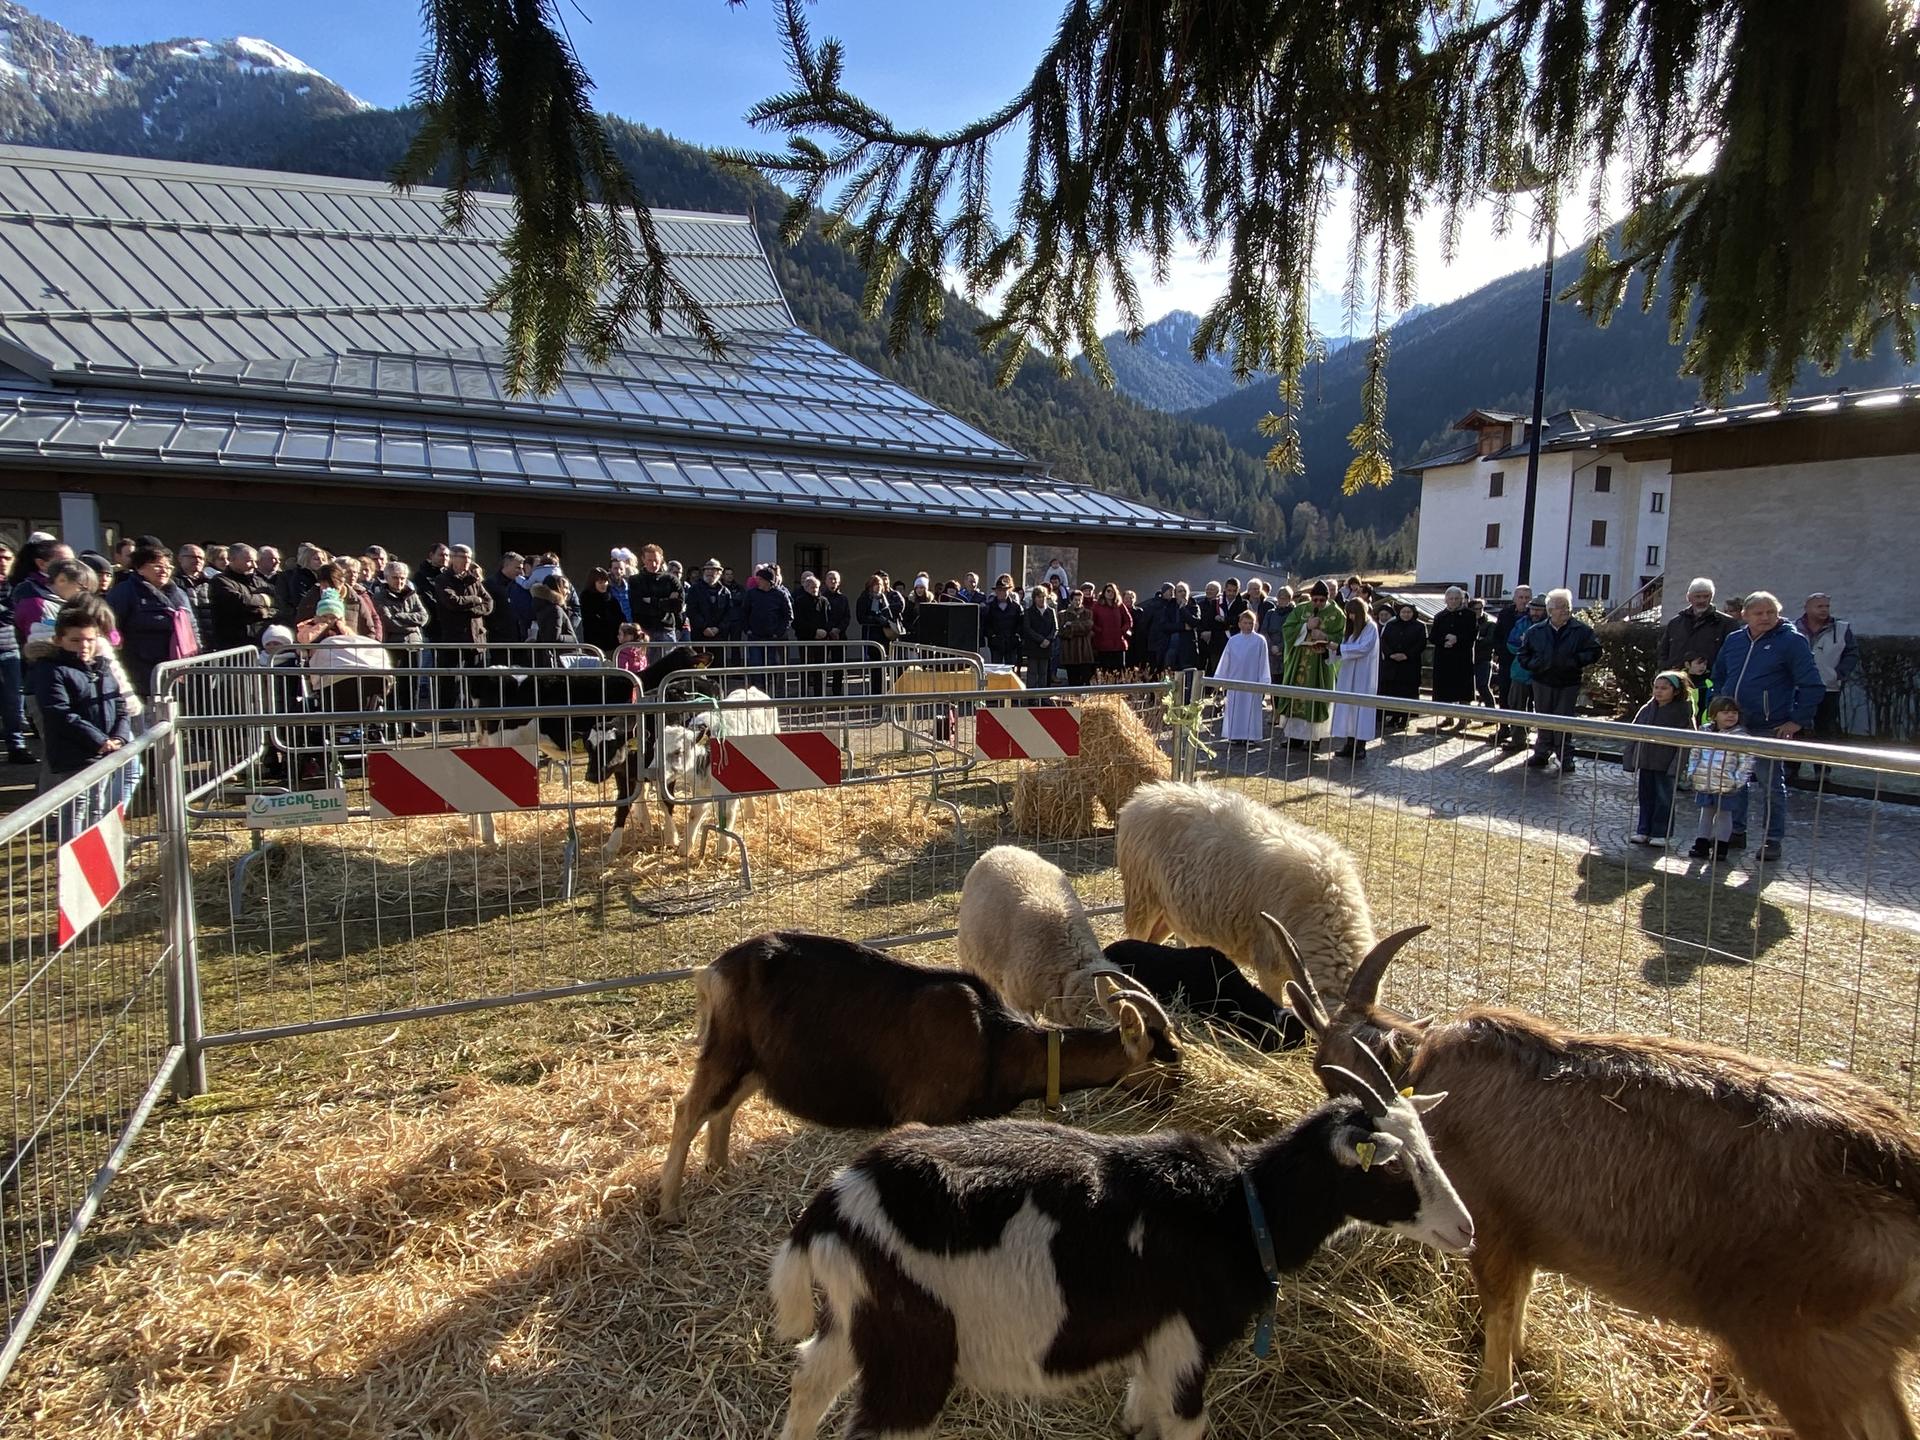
[[1070, 692, 1172, 822], [1012, 760, 1096, 839]]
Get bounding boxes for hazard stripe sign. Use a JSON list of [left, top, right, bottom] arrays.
[[975, 706, 1081, 761], [367, 746, 541, 818], [58, 804, 127, 950], [708, 732, 843, 795]]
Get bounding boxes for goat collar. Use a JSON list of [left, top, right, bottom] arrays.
[[1045, 1030, 1062, 1110], [1240, 1172, 1281, 1359]]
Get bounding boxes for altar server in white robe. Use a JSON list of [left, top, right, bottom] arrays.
[[1331, 596, 1381, 762], [1214, 610, 1270, 742]]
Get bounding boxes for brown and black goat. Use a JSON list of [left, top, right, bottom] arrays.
[[1258, 912, 1920, 1440], [656, 930, 1183, 1222]]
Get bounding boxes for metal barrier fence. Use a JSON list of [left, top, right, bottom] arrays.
[[1, 722, 188, 1383], [1197, 676, 1920, 1103]]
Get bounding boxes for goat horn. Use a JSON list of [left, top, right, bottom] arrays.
[[1341, 1036, 1403, 1109], [1257, 911, 1325, 1015], [1318, 1063, 1390, 1121], [1344, 925, 1432, 1010], [1282, 980, 1329, 1036]]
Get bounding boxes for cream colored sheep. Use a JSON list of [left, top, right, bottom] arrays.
[[1115, 781, 1377, 1003], [955, 845, 1119, 1023]]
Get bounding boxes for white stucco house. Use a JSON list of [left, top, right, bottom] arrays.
[[1544, 384, 1920, 637], [1408, 408, 1671, 607]]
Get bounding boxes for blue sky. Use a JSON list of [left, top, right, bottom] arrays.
[[33, 1, 1555, 331]]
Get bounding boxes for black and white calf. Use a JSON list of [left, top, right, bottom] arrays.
[[1102, 939, 1307, 1052], [770, 1046, 1470, 1440], [461, 665, 640, 846], [599, 677, 779, 861]]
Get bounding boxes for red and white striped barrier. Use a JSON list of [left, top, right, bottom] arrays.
[[708, 732, 843, 795], [975, 706, 1081, 761], [58, 804, 127, 950], [367, 746, 541, 818]]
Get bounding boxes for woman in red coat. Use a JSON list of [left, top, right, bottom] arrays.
[[1089, 583, 1133, 672]]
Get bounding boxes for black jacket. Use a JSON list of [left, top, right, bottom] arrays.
[[855, 588, 902, 643], [792, 588, 832, 640], [1519, 617, 1602, 687], [207, 568, 279, 650], [436, 568, 494, 647], [629, 567, 684, 632], [821, 588, 853, 641], [484, 573, 530, 644], [1659, 605, 1740, 670], [685, 578, 735, 639], [982, 596, 1024, 653], [580, 586, 621, 652], [1378, 616, 1427, 700], [528, 584, 578, 644], [34, 649, 131, 774], [1429, 607, 1478, 669], [1020, 603, 1059, 665]]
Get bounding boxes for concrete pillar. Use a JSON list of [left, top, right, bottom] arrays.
[[58, 491, 99, 555], [752, 528, 777, 570], [446, 510, 476, 553], [986, 541, 1013, 585]]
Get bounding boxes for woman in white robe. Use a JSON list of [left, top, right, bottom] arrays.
[[1331, 598, 1381, 761], [1214, 611, 1270, 743]]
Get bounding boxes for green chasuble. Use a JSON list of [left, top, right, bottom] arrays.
[[1279, 602, 1348, 738]]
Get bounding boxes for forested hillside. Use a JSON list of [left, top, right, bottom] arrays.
[[1190, 251, 1916, 542]]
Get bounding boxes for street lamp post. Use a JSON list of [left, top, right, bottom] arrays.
[[1515, 228, 1554, 588]]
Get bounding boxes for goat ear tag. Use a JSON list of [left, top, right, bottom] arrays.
[[1355, 1140, 1377, 1171], [1399, 1086, 1415, 1099]]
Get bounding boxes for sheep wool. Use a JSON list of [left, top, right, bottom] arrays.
[[955, 845, 1117, 1023], [1115, 781, 1377, 1003]]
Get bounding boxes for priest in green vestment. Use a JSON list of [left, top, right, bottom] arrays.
[[1280, 580, 1347, 743]]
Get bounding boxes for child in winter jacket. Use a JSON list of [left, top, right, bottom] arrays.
[[33, 605, 133, 836], [1623, 671, 1695, 844], [1688, 696, 1755, 861], [613, 623, 650, 679]]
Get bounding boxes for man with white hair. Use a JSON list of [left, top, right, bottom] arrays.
[[1710, 591, 1823, 861], [1659, 576, 1738, 672], [206, 541, 278, 649], [1519, 588, 1600, 772]]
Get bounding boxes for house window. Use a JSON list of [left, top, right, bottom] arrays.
[[794, 543, 828, 579], [1577, 572, 1612, 602], [1649, 490, 1665, 513], [1484, 522, 1501, 548], [1594, 465, 1613, 493], [1645, 544, 1662, 567], [1488, 471, 1504, 498], [1589, 519, 1607, 546], [1473, 572, 1505, 599]]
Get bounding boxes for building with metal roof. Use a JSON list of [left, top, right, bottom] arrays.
[[1541, 382, 1920, 636], [1406, 405, 1669, 609], [0, 145, 1242, 590]]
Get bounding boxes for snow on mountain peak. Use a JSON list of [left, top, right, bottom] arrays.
[[230, 35, 321, 78]]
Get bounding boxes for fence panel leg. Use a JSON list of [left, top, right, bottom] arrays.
[[154, 701, 207, 1098]]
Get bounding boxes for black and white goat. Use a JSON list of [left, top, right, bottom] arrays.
[[770, 1042, 1470, 1440], [1103, 938, 1306, 1051], [656, 930, 1182, 1222], [602, 682, 780, 861]]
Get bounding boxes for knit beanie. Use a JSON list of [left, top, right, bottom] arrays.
[[315, 589, 347, 622]]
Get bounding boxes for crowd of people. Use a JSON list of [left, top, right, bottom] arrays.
[[1, 527, 1855, 861]]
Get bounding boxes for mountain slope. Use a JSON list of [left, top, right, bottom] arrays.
[[1189, 252, 1915, 540], [1082, 311, 1245, 411], [0, 6, 1310, 562], [0, 2, 368, 164]]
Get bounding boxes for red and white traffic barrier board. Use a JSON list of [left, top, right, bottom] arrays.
[[58, 804, 127, 950], [708, 732, 843, 795], [975, 706, 1081, 761], [367, 746, 541, 818]]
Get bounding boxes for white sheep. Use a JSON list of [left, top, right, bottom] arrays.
[[1115, 780, 1378, 1004], [955, 845, 1119, 1023]]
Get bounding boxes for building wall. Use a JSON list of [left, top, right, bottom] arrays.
[[1666, 454, 1916, 635], [1415, 447, 1665, 604]]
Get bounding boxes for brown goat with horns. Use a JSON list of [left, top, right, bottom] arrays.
[[1258, 912, 1920, 1440]]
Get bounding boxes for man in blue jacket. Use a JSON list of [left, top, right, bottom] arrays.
[[1709, 591, 1824, 862]]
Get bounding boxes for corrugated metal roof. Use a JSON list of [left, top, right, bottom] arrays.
[[60, 329, 1022, 464], [0, 146, 1245, 539], [1542, 384, 1920, 449], [1399, 408, 1623, 476], [0, 146, 791, 370], [0, 388, 1227, 536]]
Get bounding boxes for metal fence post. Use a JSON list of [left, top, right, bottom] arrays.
[[1176, 667, 1203, 783], [153, 699, 207, 1098]]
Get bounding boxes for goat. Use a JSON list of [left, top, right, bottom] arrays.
[[656, 930, 1182, 1223], [1260, 912, 1920, 1438], [1115, 780, 1377, 1005], [461, 665, 640, 846], [769, 1041, 1471, 1440], [582, 646, 713, 859], [1102, 938, 1305, 1051], [955, 845, 1119, 1023], [627, 685, 781, 860]]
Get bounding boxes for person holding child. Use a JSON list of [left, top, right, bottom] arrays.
[[1688, 696, 1756, 862], [1623, 670, 1695, 844]]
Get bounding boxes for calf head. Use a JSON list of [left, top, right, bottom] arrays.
[[1255, 912, 1432, 1081], [1092, 971, 1184, 1073], [584, 716, 636, 785], [1316, 1042, 1472, 1254]]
